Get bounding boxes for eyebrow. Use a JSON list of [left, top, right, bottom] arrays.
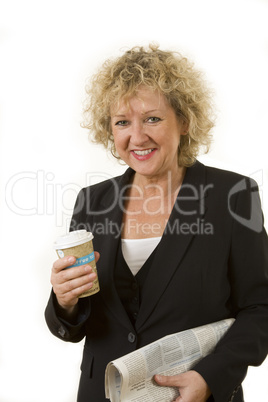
[[112, 109, 160, 118], [142, 109, 160, 115]]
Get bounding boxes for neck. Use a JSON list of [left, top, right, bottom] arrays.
[[132, 166, 186, 199]]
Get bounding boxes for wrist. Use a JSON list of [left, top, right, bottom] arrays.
[[55, 298, 79, 322]]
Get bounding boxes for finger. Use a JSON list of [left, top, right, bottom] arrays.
[[52, 256, 77, 272], [65, 273, 97, 295], [53, 251, 100, 273], [57, 263, 94, 283], [54, 270, 97, 295]]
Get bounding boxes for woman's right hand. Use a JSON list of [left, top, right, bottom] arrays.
[[51, 252, 100, 314]]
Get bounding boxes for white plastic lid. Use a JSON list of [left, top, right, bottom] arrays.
[[54, 230, 94, 249]]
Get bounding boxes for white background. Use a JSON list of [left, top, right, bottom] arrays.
[[0, 0, 268, 401]]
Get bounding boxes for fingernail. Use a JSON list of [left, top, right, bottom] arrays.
[[68, 256, 75, 263]]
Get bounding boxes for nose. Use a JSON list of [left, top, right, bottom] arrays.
[[130, 121, 149, 146]]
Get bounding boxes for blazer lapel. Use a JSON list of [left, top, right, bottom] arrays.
[[135, 161, 208, 332], [88, 162, 209, 333], [91, 168, 135, 331]]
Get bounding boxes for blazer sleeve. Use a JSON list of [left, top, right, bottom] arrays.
[[194, 179, 268, 402], [45, 289, 91, 343], [44, 188, 91, 343]]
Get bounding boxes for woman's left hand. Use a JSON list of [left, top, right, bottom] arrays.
[[154, 370, 211, 402]]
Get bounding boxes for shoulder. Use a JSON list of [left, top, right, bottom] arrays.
[[195, 161, 259, 191], [80, 167, 134, 201], [71, 168, 133, 220], [198, 162, 263, 232], [191, 161, 261, 217], [204, 163, 248, 184]]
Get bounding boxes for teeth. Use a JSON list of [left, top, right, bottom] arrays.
[[133, 149, 154, 156]]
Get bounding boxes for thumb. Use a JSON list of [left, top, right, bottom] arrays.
[[154, 374, 181, 387]]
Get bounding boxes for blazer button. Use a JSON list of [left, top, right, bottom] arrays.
[[58, 326, 66, 338], [128, 332, 136, 343]]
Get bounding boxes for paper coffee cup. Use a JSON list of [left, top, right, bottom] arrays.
[[54, 230, 100, 297]]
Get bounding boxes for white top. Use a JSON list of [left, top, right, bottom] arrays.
[[121, 237, 162, 276]]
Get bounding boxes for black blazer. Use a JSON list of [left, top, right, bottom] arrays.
[[45, 161, 268, 402]]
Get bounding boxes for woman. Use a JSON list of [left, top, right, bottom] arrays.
[[45, 45, 268, 402]]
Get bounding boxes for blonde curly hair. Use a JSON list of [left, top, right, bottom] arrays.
[[82, 44, 215, 166]]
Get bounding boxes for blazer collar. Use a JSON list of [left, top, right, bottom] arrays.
[[99, 160, 207, 206]]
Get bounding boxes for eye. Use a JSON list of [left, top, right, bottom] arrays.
[[146, 117, 161, 123], [115, 120, 128, 126]]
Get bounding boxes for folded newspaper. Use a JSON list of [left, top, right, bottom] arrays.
[[105, 318, 235, 402]]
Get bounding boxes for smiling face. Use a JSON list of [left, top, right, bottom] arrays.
[[110, 87, 187, 181]]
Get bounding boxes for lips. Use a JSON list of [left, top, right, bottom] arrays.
[[130, 148, 157, 160]]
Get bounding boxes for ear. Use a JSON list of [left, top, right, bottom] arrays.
[[180, 120, 189, 135]]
